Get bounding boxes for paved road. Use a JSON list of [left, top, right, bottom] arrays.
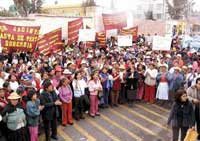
[[39, 102, 171, 141]]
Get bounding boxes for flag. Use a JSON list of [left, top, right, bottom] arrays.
[[96, 32, 106, 47], [0, 22, 40, 52], [120, 26, 138, 41], [68, 18, 83, 45], [102, 12, 127, 30], [37, 28, 62, 56]]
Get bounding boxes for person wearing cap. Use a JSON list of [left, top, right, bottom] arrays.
[[1, 92, 29, 141], [173, 54, 184, 68], [40, 80, 62, 141], [156, 64, 170, 105], [144, 63, 158, 104], [186, 65, 196, 88], [168, 67, 184, 107], [26, 89, 44, 141], [58, 78, 73, 126], [52, 66, 62, 89]]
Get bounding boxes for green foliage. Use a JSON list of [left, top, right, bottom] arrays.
[[0, 10, 15, 17], [12, 0, 44, 17]]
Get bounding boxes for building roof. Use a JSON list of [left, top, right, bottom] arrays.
[[42, 4, 83, 9]]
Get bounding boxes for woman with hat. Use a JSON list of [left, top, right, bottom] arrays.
[[1, 92, 29, 141], [168, 67, 184, 107], [156, 64, 170, 105]]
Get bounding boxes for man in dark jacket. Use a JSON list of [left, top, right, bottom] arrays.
[[40, 80, 62, 141]]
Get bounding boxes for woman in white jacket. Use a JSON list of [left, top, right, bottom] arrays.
[[144, 63, 158, 103], [72, 71, 87, 120]]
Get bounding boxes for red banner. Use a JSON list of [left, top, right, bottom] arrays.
[[0, 22, 40, 52], [102, 12, 127, 30], [68, 18, 83, 45], [120, 26, 138, 41], [96, 32, 106, 47], [37, 28, 62, 56]]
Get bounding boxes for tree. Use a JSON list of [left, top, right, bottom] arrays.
[[166, 0, 195, 20], [12, 0, 44, 17], [0, 10, 14, 17], [13, 0, 29, 17]]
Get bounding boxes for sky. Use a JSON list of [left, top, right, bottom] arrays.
[[0, 0, 200, 11]]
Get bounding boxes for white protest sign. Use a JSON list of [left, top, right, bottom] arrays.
[[106, 29, 118, 38], [118, 35, 132, 46], [78, 29, 96, 42], [153, 36, 172, 51]]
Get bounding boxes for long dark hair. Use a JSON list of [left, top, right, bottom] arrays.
[[174, 89, 187, 103]]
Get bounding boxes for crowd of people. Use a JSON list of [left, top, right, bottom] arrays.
[[0, 34, 199, 141]]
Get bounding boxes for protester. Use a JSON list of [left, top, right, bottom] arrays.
[[156, 64, 170, 105], [72, 71, 86, 120], [187, 77, 200, 140], [99, 67, 110, 108], [144, 63, 158, 103], [111, 68, 120, 107], [88, 71, 102, 117], [167, 89, 195, 141], [0, 85, 7, 141], [40, 80, 62, 141], [126, 66, 139, 107], [1, 92, 29, 141], [169, 67, 184, 105], [58, 78, 73, 126], [26, 89, 44, 141]]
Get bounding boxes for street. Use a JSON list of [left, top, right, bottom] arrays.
[[40, 103, 171, 141]]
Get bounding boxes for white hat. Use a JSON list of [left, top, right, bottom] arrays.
[[174, 67, 181, 71], [177, 54, 182, 57], [81, 60, 87, 64], [166, 54, 171, 58], [159, 64, 168, 68], [87, 54, 93, 58], [8, 92, 21, 100], [145, 56, 151, 59], [146, 51, 152, 55], [188, 65, 193, 68], [63, 69, 72, 75]]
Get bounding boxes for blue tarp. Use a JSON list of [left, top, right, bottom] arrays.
[[182, 35, 200, 51]]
